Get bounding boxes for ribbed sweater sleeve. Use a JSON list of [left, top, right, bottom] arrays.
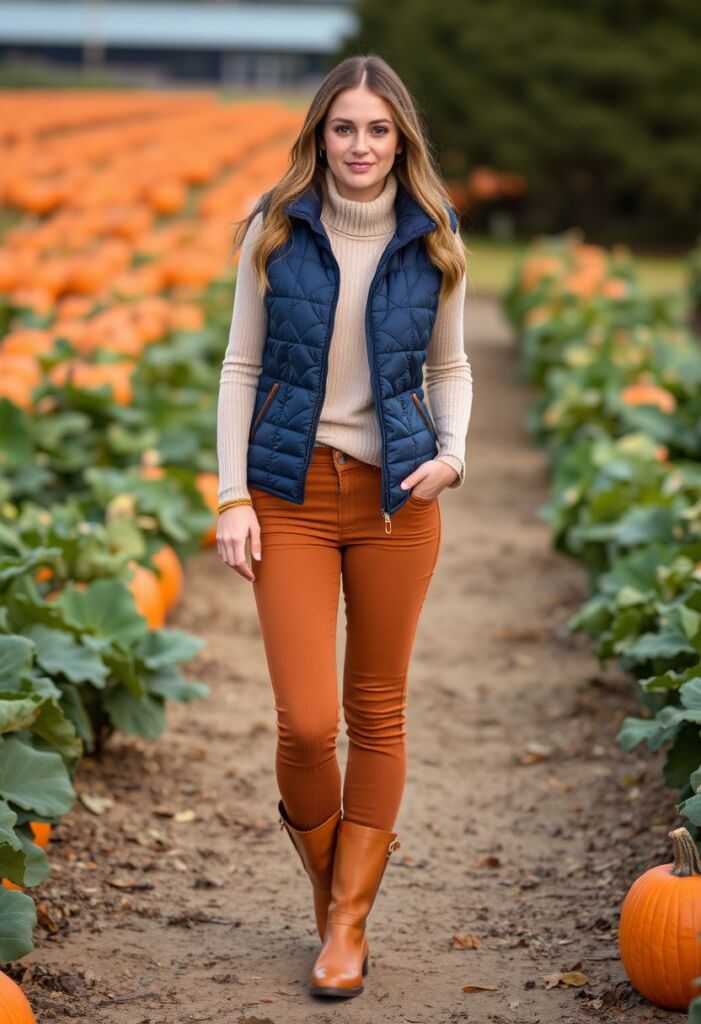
[[216, 210, 266, 504], [424, 259, 473, 489]]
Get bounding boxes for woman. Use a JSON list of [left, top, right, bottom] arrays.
[[216, 53, 473, 999]]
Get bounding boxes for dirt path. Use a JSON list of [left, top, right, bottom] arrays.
[[15, 296, 681, 1024]]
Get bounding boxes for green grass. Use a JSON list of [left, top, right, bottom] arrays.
[[463, 235, 690, 298], [0, 60, 132, 89]]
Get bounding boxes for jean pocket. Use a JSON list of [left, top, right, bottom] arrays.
[[408, 490, 436, 505]]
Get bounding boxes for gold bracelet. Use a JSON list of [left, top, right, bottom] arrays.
[[217, 498, 253, 514]]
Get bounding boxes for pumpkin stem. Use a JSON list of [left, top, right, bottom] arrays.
[[668, 827, 701, 877]]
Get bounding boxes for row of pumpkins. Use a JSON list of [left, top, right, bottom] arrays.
[[0, 473, 223, 1017], [1, 826, 700, 1016]]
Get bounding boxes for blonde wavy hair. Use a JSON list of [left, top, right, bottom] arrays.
[[229, 54, 467, 303]]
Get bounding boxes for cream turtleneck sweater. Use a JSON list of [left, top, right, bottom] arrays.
[[216, 166, 473, 504]]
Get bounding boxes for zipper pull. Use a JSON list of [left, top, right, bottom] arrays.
[[381, 510, 392, 534]]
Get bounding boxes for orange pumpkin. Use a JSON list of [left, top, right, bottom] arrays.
[[127, 561, 166, 628], [619, 827, 701, 1010], [29, 822, 51, 849], [0, 354, 41, 389], [49, 359, 134, 405], [195, 471, 218, 546], [44, 581, 87, 602], [151, 544, 184, 613], [2, 822, 52, 892], [0, 328, 53, 357], [0, 971, 37, 1022], [169, 303, 205, 332], [520, 255, 561, 291], [600, 277, 628, 299], [620, 383, 677, 414], [0, 377, 33, 411]]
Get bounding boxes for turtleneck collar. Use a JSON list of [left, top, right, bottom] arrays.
[[321, 166, 397, 237]]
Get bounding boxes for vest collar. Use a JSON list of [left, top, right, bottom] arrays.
[[285, 174, 457, 240]]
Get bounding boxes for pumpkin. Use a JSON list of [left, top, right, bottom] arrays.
[[2, 822, 52, 891], [195, 472, 219, 546], [151, 544, 184, 613], [600, 277, 628, 300], [0, 377, 33, 411], [619, 826, 701, 1010], [0, 972, 36, 1022], [168, 302, 204, 333], [520, 255, 561, 291], [49, 359, 134, 405], [1, 328, 53, 357], [127, 561, 166, 629], [620, 382, 677, 414], [30, 822, 52, 850]]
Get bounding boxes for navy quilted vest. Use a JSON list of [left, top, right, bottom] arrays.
[[246, 177, 458, 527]]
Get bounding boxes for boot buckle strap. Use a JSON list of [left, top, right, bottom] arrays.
[[388, 838, 401, 854]]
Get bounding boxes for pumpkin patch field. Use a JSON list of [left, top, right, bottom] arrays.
[[2, 89, 701, 1023], [0, 90, 305, 1003]]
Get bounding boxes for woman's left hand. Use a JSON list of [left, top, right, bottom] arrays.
[[400, 460, 459, 501]]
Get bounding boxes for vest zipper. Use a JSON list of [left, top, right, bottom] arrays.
[[367, 227, 435, 533], [250, 381, 280, 440], [412, 391, 439, 442], [299, 237, 341, 498]]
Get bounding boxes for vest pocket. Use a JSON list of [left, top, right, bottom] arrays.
[[249, 381, 280, 441], [412, 392, 439, 442]]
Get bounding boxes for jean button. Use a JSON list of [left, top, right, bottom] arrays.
[[337, 453, 346, 463]]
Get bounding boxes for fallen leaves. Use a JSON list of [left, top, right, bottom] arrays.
[[452, 932, 482, 949], [174, 809, 197, 823], [166, 910, 234, 927], [543, 969, 588, 988], [518, 740, 553, 764], [473, 854, 501, 869], [151, 806, 198, 822], [106, 878, 155, 891], [80, 793, 115, 815], [35, 902, 62, 934]]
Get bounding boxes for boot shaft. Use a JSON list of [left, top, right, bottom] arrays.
[[327, 818, 401, 928]]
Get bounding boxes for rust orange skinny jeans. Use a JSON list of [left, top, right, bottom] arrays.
[[249, 445, 442, 832]]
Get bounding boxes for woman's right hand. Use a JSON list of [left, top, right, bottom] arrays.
[[216, 505, 262, 582]]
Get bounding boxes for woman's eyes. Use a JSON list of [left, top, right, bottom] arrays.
[[334, 126, 388, 135]]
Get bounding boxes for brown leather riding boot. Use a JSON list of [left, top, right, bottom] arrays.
[[309, 817, 401, 998], [278, 799, 341, 941]]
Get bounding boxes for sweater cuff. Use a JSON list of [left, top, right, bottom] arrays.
[[435, 453, 465, 488], [218, 486, 252, 504]]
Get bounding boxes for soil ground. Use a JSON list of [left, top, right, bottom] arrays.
[[10, 296, 686, 1024]]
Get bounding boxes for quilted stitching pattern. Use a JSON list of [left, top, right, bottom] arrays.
[[246, 179, 458, 518]]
